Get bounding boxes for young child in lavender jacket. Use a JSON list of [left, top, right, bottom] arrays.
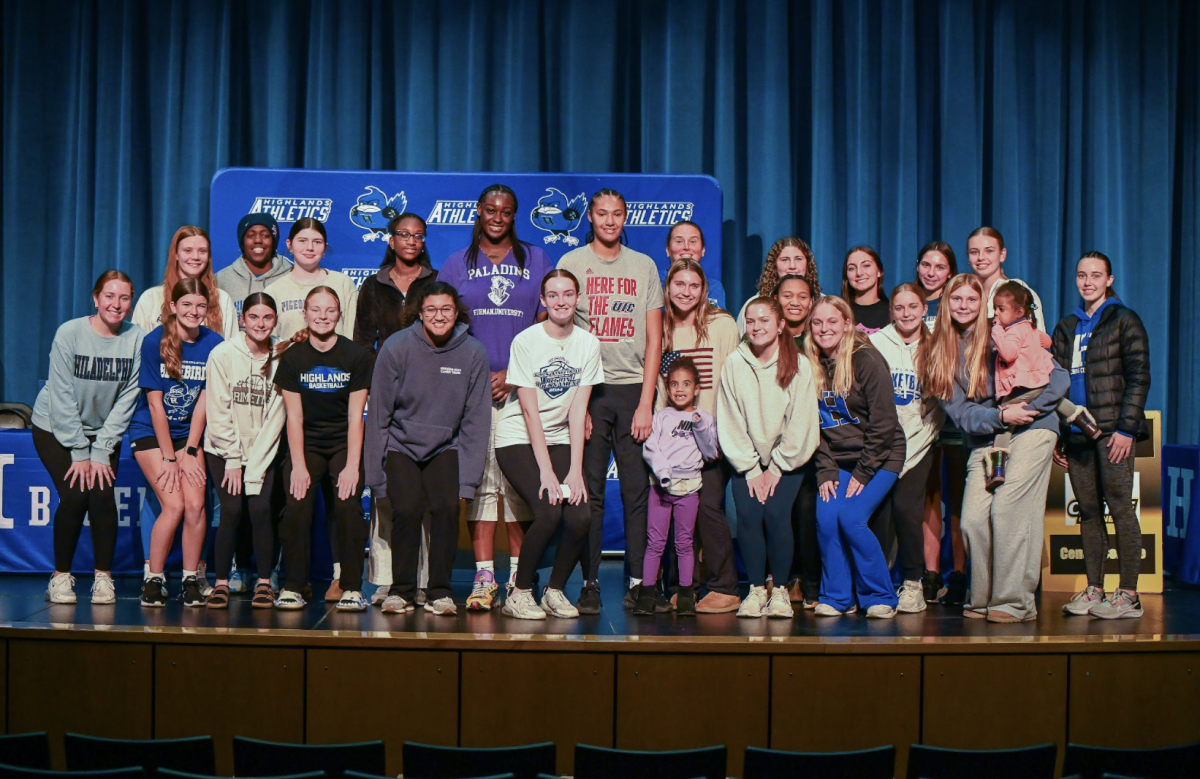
[[635, 357, 719, 617]]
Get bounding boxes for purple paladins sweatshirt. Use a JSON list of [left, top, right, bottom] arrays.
[[642, 407, 719, 488]]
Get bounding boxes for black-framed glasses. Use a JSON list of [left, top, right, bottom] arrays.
[[421, 305, 456, 318], [391, 231, 426, 242]]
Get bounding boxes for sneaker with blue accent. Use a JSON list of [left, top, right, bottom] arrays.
[[336, 590, 369, 612], [1089, 589, 1143, 620], [466, 569, 499, 611], [274, 589, 306, 610]]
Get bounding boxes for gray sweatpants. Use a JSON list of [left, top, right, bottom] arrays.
[[961, 428, 1058, 620], [1065, 435, 1141, 591]]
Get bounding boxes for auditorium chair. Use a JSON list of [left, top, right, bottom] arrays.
[[0, 403, 32, 429], [401, 742, 556, 779], [573, 744, 726, 779], [158, 771, 325, 779], [348, 774, 512, 779], [743, 745, 896, 779], [0, 767, 145, 779], [1063, 741, 1200, 779], [0, 734, 51, 770], [64, 735, 214, 776], [231, 738, 385, 779], [906, 743, 1057, 779]]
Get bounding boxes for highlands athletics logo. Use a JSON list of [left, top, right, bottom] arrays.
[[349, 186, 406, 242], [249, 197, 333, 223], [530, 188, 586, 246]]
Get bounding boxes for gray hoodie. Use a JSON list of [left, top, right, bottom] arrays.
[[215, 254, 294, 319], [365, 322, 491, 500]]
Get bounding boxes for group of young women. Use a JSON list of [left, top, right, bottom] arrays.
[[32, 185, 1150, 622]]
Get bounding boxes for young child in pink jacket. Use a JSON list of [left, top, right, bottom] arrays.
[[988, 281, 1099, 489]]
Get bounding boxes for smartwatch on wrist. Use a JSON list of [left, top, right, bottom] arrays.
[[185, 445, 198, 457]]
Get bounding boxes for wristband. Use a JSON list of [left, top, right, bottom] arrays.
[[999, 408, 1005, 425], [162, 456, 177, 463]]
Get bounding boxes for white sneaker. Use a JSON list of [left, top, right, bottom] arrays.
[[370, 584, 390, 606], [274, 589, 307, 610], [91, 572, 116, 604], [424, 596, 457, 616], [866, 604, 898, 619], [502, 588, 546, 620], [766, 586, 794, 619], [897, 580, 926, 613], [541, 587, 579, 618], [195, 562, 214, 598], [1063, 585, 1106, 615], [336, 591, 369, 612], [47, 572, 77, 604], [381, 594, 413, 614], [737, 585, 768, 618], [814, 602, 859, 617]]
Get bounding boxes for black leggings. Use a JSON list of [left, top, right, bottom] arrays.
[[279, 446, 367, 593], [789, 461, 820, 595], [497, 444, 591, 591], [385, 449, 460, 601], [887, 448, 936, 581], [207, 453, 278, 582], [33, 426, 121, 572]]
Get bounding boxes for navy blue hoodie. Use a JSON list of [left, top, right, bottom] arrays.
[[365, 322, 491, 499]]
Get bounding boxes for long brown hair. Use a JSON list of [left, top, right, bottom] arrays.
[[161, 226, 225, 335], [926, 274, 991, 400], [744, 296, 800, 389], [663, 259, 731, 351], [241, 292, 280, 377], [757, 237, 820, 298], [803, 296, 872, 397], [841, 245, 885, 302], [888, 283, 934, 392], [160, 278, 209, 381]]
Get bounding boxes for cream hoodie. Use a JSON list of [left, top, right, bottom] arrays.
[[869, 325, 945, 477], [717, 340, 820, 479], [204, 333, 286, 495]]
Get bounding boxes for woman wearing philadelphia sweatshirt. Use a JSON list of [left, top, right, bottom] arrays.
[[493, 270, 604, 620], [927, 274, 1068, 622], [133, 226, 238, 338], [35, 271, 144, 605], [1051, 252, 1150, 619], [869, 284, 945, 613], [365, 281, 490, 617], [718, 297, 819, 620], [805, 297, 905, 618], [273, 286, 374, 612], [131, 279, 224, 608], [203, 293, 287, 609]]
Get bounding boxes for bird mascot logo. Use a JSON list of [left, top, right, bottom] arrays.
[[349, 186, 407, 242], [529, 188, 586, 246]]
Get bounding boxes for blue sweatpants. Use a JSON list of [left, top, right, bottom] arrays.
[[816, 469, 899, 611], [731, 469, 804, 587]]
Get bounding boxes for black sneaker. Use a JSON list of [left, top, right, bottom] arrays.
[[632, 585, 657, 616], [577, 581, 602, 615], [675, 585, 697, 617], [623, 585, 638, 609], [922, 570, 946, 603], [140, 576, 167, 608], [179, 575, 206, 607], [654, 584, 674, 613], [943, 570, 967, 606]]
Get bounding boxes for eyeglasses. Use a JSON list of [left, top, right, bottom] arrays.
[[391, 231, 426, 242], [421, 306, 456, 318]]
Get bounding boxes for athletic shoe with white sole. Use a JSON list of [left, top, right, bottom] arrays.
[[47, 572, 77, 604], [1063, 585, 1106, 615], [381, 594, 413, 614], [1089, 589, 1143, 620], [466, 569, 499, 611], [424, 596, 457, 616], [502, 587, 546, 620], [140, 576, 168, 608], [336, 590, 369, 612], [814, 602, 858, 617], [91, 572, 116, 605], [274, 589, 306, 610], [737, 585, 769, 618], [370, 584, 390, 606], [766, 586, 794, 619], [541, 587, 579, 618], [179, 575, 206, 607], [897, 580, 926, 613], [866, 604, 898, 619]]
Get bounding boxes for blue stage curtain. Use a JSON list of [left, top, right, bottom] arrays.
[[3, 0, 1197, 438]]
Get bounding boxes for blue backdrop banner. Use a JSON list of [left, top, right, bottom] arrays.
[[209, 169, 725, 308]]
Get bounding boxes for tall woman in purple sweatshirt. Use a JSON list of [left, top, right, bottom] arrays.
[[365, 281, 491, 617]]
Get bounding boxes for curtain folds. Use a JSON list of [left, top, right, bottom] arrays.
[[3, 0, 1197, 437]]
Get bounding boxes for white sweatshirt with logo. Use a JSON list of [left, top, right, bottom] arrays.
[[869, 324, 944, 477]]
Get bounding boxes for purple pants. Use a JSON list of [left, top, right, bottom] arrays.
[[643, 484, 700, 586]]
